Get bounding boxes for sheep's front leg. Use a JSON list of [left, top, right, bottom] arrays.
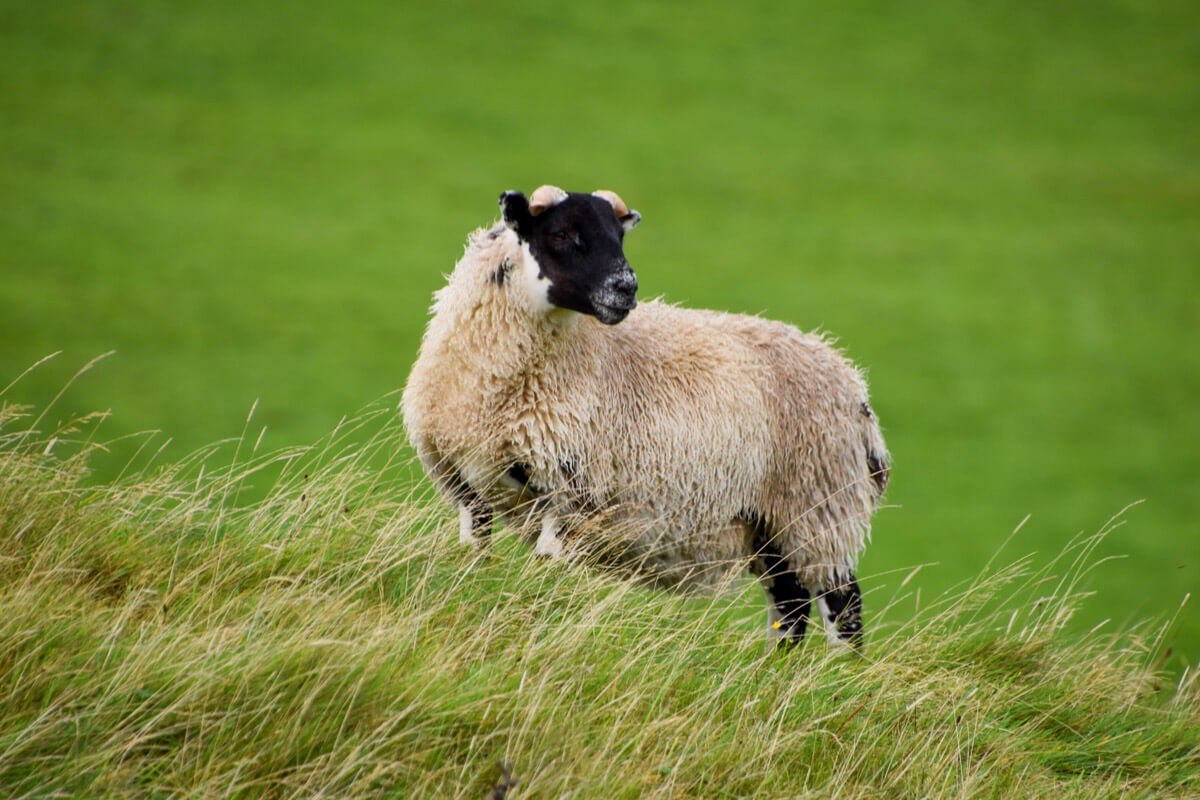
[[534, 512, 565, 558], [754, 543, 812, 648], [434, 465, 492, 548], [457, 503, 493, 548], [816, 573, 864, 649]]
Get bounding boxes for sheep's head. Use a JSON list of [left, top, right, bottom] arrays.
[[499, 185, 640, 325]]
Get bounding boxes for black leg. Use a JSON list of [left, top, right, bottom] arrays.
[[751, 525, 812, 648], [817, 573, 864, 649]]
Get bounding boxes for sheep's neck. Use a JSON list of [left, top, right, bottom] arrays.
[[439, 286, 596, 391], [447, 295, 600, 469]]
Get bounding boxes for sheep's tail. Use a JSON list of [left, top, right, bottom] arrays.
[[860, 401, 890, 501]]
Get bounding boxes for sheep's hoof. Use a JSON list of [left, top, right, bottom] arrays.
[[459, 533, 490, 551]]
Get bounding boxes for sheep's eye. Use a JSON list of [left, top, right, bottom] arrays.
[[550, 230, 569, 243]]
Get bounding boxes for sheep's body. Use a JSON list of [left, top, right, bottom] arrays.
[[403, 222, 889, 602]]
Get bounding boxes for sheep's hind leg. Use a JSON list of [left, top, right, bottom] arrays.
[[754, 538, 813, 649], [816, 573, 864, 649]]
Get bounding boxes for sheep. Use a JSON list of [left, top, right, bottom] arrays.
[[401, 185, 890, 648]]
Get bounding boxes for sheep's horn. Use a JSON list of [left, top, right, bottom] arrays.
[[592, 190, 630, 219], [528, 185, 568, 216]]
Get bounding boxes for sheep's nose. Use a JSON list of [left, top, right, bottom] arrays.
[[607, 269, 638, 296]]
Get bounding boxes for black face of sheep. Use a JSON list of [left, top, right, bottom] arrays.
[[500, 187, 641, 325]]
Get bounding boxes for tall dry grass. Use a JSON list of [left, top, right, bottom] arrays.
[[1, 373, 1196, 798]]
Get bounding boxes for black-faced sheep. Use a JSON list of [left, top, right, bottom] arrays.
[[401, 185, 890, 648]]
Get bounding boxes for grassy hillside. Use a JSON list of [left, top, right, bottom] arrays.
[[2, 0, 1197, 668], [2, 404, 1197, 798]]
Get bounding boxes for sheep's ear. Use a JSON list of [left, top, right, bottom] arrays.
[[619, 208, 641, 233], [593, 190, 642, 233], [499, 190, 531, 235]]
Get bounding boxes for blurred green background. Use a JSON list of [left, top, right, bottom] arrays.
[[3, 1, 1196, 667]]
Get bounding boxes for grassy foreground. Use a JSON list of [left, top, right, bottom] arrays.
[[2, 401, 1197, 799]]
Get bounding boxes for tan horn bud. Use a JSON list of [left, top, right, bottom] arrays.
[[592, 190, 630, 219], [528, 185, 568, 215]]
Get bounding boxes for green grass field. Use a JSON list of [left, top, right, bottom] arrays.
[[2, 404, 1197, 797], [2, 2, 1198, 791]]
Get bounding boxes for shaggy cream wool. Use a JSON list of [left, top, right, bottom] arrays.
[[402, 223, 889, 592]]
